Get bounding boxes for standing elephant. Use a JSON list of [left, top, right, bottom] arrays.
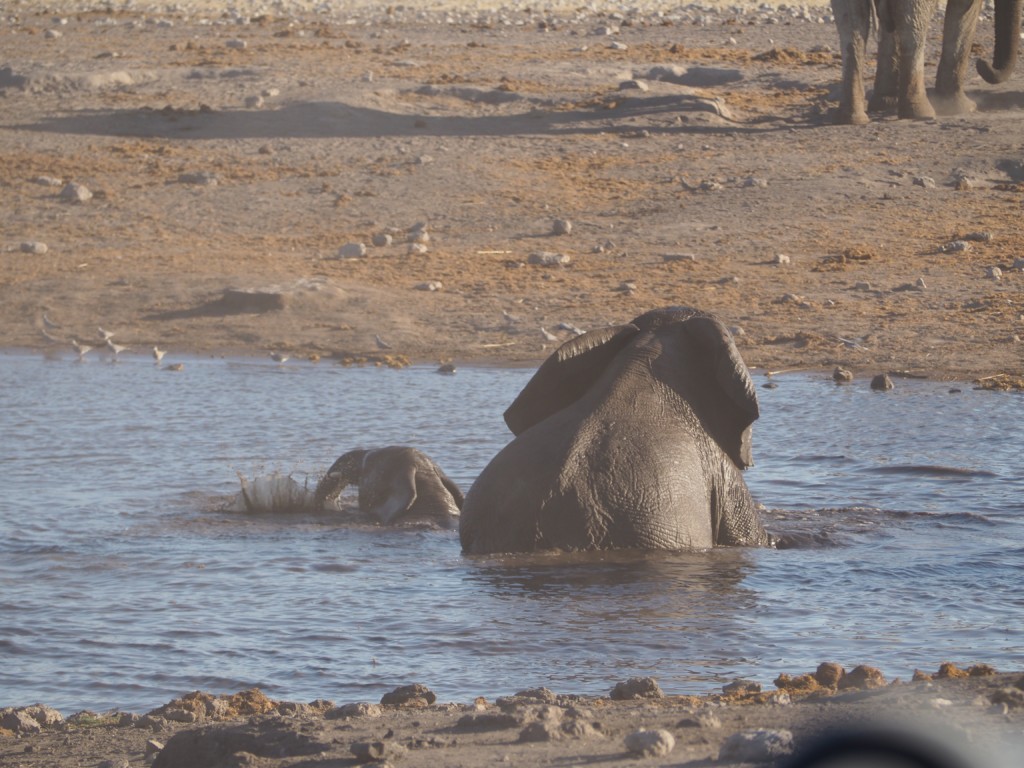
[[977, 0, 1022, 84], [459, 307, 771, 554], [315, 446, 463, 527], [831, 0, 983, 123]]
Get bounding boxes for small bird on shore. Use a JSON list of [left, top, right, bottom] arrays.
[[270, 351, 289, 364], [42, 313, 61, 329], [98, 327, 115, 342], [106, 338, 129, 358], [71, 339, 93, 358], [41, 327, 63, 343], [540, 327, 558, 342], [375, 334, 393, 350], [152, 346, 166, 364]]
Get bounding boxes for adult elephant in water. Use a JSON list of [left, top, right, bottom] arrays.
[[459, 307, 772, 554], [315, 446, 463, 527], [830, 0, 987, 123]]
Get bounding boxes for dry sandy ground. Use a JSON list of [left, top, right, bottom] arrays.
[[1, 1, 1023, 386]]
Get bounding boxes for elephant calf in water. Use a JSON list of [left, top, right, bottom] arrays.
[[315, 446, 463, 528], [460, 307, 772, 554]]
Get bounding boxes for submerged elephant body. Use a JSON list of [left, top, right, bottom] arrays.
[[316, 446, 463, 527], [460, 307, 771, 554]]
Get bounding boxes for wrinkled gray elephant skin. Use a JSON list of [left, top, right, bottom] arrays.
[[315, 446, 463, 527], [460, 307, 772, 554]]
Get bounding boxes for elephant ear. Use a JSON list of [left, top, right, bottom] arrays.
[[503, 324, 640, 435], [680, 316, 759, 469]]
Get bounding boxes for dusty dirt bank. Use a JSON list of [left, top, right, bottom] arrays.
[[2, 664, 1023, 767], [1, 2, 1022, 386]]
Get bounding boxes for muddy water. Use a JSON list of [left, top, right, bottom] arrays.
[[1, 351, 1021, 714]]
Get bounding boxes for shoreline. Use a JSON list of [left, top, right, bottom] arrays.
[[2, 663, 1022, 767]]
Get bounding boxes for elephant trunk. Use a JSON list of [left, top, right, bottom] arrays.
[[977, 0, 1023, 84]]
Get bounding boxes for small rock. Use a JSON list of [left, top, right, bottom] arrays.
[[326, 702, 383, 720], [677, 710, 721, 729], [45, 29, 63, 40], [720, 729, 794, 762], [351, 740, 406, 763], [33, 176, 63, 186], [744, 176, 768, 188], [833, 367, 853, 384], [408, 242, 429, 255], [436, 363, 456, 375], [408, 226, 430, 244], [519, 720, 561, 742], [244, 94, 264, 108], [609, 41, 629, 51], [610, 677, 663, 700], [552, 218, 572, 236], [338, 242, 367, 259], [663, 253, 696, 262], [528, 251, 571, 266], [177, 171, 218, 185], [226, 39, 248, 50], [619, 79, 648, 91], [772, 253, 790, 265], [723, 679, 762, 695], [20, 241, 48, 254], [838, 665, 886, 690], [380, 683, 436, 708], [871, 373, 894, 391], [372, 233, 393, 247], [916, 277, 927, 289], [0, 709, 42, 734], [939, 240, 971, 253], [60, 182, 92, 203], [624, 729, 675, 757], [98, 760, 129, 768], [854, 281, 872, 291], [987, 266, 1002, 280], [415, 281, 443, 291], [961, 231, 992, 242], [261, 87, 280, 98], [913, 176, 936, 189]]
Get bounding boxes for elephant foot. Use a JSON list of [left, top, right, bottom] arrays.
[[833, 107, 870, 125], [898, 96, 936, 120], [930, 90, 977, 116]]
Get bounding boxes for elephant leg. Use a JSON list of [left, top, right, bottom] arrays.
[[933, 0, 982, 115], [869, 25, 901, 112], [831, 0, 873, 124], [896, 11, 936, 119]]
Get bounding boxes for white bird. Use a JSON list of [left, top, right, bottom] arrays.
[[98, 327, 115, 342], [42, 313, 60, 329], [270, 351, 289, 364], [374, 334, 393, 350], [152, 346, 166, 364], [106, 338, 129, 357], [71, 339, 93, 358], [540, 327, 558, 342]]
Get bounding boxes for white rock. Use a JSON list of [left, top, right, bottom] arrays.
[[772, 253, 790, 265], [226, 39, 248, 49], [415, 281, 443, 291], [338, 242, 367, 258], [371, 233, 393, 247], [60, 182, 92, 203], [624, 729, 675, 757], [408, 243, 429, 255], [20, 241, 48, 254], [719, 729, 794, 762]]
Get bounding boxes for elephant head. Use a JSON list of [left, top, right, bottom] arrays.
[[977, 0, 1022, 83], [460, 307, 770, 554], [315, 446, 463, 526]]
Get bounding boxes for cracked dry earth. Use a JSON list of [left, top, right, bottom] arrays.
[[1, 4, 1023, 386]]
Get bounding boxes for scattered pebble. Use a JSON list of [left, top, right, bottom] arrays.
[[624, 729, 675, 758], [226, 39, 248, 50], [619, 79, 648, 91], [380, 683, 436, 707], [913, 176, 936, 189], [1012, 257, 1024, 271], [20, 241, 48, 254], [961, 231, 993, 242], [719, 729, 794, 762], [551, 218, 572, 236], [987, 266, 1002, 280], [32, 176, 63, 186], [415, 281, 443, 291], [372, 233, 393, 247], [177, 172, 218, 186], [772, 253, 790, 265], [436, 362, 456, 374], [744, 176, 769, 188], [244, 94, 264, 108], [722, 679, 761, 695], [338, 242, 367, 258], [59, 182, 92, 203], [871, 373, 894, 391], [326, 702, 383, 720], [529, 251, 570, 266], [677, 710, 721, 729], [44, 29, 63, 40], [938, 240, 971, 253], [663, 253, 696, 262], [854, 281, 872, 291], [408, 242, 429, 255], [610, 677, 663, 700]]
